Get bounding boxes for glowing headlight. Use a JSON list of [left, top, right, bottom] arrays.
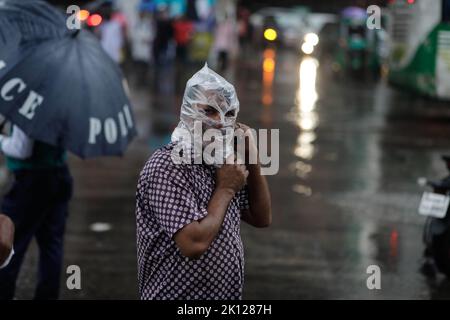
[[301, 42, 314, 55], [304, 33, 319, 46], [264, 28, 278, 41]]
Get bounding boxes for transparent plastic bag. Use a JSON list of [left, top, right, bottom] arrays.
[[171, 63, 240, 156]]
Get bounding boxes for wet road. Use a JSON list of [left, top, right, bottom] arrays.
[[9, 46, 450, 299]]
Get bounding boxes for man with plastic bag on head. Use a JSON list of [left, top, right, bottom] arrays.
[[171, 63, 240, 163], [135, 64, 272, 300]]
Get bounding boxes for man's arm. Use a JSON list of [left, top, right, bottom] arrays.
[[0, 214, 14, 268], [241, 163, 272, 228], [173, 164, 248, 260]]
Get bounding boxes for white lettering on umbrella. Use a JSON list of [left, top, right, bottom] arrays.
[[118, 111, 128, 137], [123, 105, 133, 128], [18, 91, 44, 120], [0, 60, 5, 70], [104, 118, 118, 144], [89, 118, 102, 144], [88, 105, 134, 145], [1, 78, 27, 101]]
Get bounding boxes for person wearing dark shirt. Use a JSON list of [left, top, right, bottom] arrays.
[[0, 126, 73, 300]]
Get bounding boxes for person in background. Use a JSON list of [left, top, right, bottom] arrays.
[[0, 214, 14, 269], [172, 14, 194, 64], [99, 3, 125, 64], [111, 5, 129, 38], [131, 9, 155, 85], [153, 5, 174, 65], [237, 6, 251, 47], [0, 125, 73, 300], [214, 13, 238, 72]]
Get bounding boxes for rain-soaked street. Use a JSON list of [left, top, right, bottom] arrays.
[[6, 44, 450, 299]]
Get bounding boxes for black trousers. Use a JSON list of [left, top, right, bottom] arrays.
[[0, 166, 73, 300]]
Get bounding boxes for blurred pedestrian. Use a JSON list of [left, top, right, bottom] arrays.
[[135, 65, 271, 300], [0, 126, 72, 300], [99, 3, 125, 64], [153, 5, 174, 65], [173, 15, 194, 63], [237, 6, 251, 46], [131, 10, 155, 85], [214, 14, 238, 71], [112, 6, 129, 38], [0, 0, 135, 299], [0, 214, 14, 269]]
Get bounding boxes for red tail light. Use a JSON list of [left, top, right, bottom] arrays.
[[87, 14, 102, 27]]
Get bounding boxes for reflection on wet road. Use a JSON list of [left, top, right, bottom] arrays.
[[11, 47, 450, 299], [292, 57, 319, 196]]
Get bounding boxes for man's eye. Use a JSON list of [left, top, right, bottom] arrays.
[[225, 111, 235, 117]]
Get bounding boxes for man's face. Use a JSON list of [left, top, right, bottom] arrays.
[[193, 104, 237, 161], [195, 104, 236, 130]]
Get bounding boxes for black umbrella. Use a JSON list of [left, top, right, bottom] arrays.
[[0, 0, 137, 158]]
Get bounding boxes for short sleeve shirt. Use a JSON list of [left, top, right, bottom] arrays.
[[136, 142, 250, 300]]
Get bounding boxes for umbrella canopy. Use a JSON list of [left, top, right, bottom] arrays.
[[0, 0, 137, 158]]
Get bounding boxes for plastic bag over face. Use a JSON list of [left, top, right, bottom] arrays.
[[171, 63, 240, 161]]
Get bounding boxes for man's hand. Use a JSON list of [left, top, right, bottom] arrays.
[[235, 123, 258, 165], [0, 214, 14, 266], [173, 160, 248, 260], [216, 162, 249, 195], [234, 124, 272, 228]]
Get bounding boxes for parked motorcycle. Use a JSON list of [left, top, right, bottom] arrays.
[[419, 155, 450, 277]]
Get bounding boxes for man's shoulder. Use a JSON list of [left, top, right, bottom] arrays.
[[148, 142, 174, 163], [143, 142, 190, 177]]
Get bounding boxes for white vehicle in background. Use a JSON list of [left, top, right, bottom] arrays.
[[249, 6, 309, 49], [301, 13, 338, 55], [307, 13, 338, 34]]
